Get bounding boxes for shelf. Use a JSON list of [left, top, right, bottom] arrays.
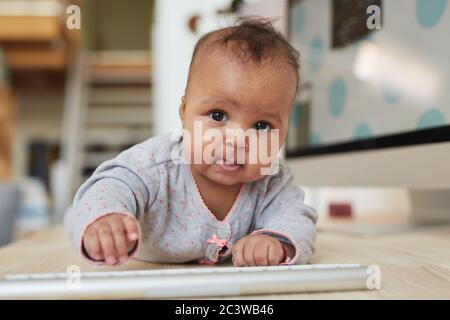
[[0, 16, 62, 42], [0, 1, 73, 70], [3, 43, 67, 70]]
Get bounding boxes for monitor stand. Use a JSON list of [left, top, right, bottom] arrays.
[[318, 189, 450, 236]]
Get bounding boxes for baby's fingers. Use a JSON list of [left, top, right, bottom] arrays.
[[268, 242, 284, 265], [98, 227, 117, 265], [123, 216, 139, 242], [243, 241, 257, 266], [109, 220, 129, 264], [253, 242, 270, 266], [83, 230, 103, 261], [231, 241, 246, 267]]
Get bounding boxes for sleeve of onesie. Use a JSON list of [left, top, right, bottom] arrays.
[[63, 144, 160, 265], [251, 163, 318, 265]]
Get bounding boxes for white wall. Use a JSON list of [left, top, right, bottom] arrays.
[[290, 0, 450, 146], [239, 0, 288, 35]]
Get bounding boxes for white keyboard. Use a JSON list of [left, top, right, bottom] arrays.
[[0, 264, 377, 299]]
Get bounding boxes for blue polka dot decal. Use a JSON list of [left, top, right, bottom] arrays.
[[309, 37, 324, 73], [328, 77, 347, 117], [354, 123, 373, 140], [309, 132, 321, 147], [291, 2, 306, 38], [382, 85, 402, 105], [416, 0, 448, 28], [417, 109, 446, 129], [290, 101, 302, 127]]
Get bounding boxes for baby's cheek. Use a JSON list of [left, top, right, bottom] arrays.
[[242, 164, 265, 182], [191, 163, 210, 177], [190, 132, 224, 165]]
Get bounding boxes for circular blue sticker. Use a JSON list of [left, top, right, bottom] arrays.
[[416, 0, 448, 28], [328, 77, 347, 117], [309, 37, 325, 73], [417, 109, 446, 129], [354, 123, 373, 140]]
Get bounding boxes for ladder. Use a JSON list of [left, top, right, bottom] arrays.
[[56, 51, 153, 220]]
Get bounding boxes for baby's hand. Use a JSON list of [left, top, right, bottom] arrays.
[[82, 213, 139, 266], [231, 234, 290, 267]]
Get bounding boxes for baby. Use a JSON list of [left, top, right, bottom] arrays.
[[64, 19, 317, 267]]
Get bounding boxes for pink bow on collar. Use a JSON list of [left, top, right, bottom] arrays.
[[207, 234, 227, 248]]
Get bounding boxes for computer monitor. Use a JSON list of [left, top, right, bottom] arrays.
[[285, 0, 450, 227]]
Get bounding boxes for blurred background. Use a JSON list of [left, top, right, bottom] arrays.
[[0, 0, 449, 246]]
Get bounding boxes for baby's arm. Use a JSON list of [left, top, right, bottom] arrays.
[[64, 145, 158, 266], [233, 164, 317, 266]]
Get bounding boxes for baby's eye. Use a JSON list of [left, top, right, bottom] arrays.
[[209, 111, 228, 122], [253, 121, 272, 131]]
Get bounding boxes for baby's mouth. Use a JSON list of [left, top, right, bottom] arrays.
[[214, 159, 243, 172]]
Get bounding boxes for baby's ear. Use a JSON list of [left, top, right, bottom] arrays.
[[179, 95, 186, 122]]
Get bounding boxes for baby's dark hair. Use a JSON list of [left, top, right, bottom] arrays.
[[186, 17, 300, 92]]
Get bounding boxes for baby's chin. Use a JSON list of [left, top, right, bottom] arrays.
[[199, 163, 265, 186]]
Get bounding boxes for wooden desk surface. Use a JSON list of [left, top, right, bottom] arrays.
[[0, 223, 449, 299]]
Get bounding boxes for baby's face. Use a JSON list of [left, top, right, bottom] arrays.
[[180, 51, 297, 186]]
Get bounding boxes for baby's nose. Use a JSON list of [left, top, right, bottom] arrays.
[[222, 132, 247, 165], [224, 131, 248, 151]]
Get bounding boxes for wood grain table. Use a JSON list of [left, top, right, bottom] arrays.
[[0, 222, 449, 299]]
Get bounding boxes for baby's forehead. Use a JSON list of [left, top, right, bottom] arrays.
[[193, 42, 295, 83], [196, 34, 289, 67], [196, 56, 295, 109], [190, 48, 297, 105]]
